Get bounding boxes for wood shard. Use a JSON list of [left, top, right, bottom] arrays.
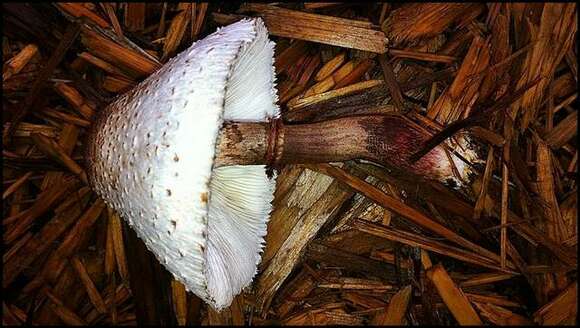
[[80, 27, 161, 78], [124, 3, 146, 32], [72, 256, 108, 314], [510, 3, 577, 130], [533, 281, 577, 325], [288, 79, 384, 110], [57, 3, 110, 29], [315, 52, 346, 81], [3, 43, 38, 81], [544, 110, 577, 149], [474, 302, 533, 326], [240, 3, 387, 53], [371, 285, 412, 325], [426, 264, 482, 325], [162, 3, 191, 61], [383, 3, 484, 46], [171, 279, 188, 326]]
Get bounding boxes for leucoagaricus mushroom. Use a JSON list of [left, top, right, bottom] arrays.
[[86, 18, 479, 310]]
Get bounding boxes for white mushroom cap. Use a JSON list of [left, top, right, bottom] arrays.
[[86, 18, 279, 310]]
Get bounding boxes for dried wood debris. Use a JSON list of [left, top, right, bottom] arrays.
[[2, 2, 577, 326]]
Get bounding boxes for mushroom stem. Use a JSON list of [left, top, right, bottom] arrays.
[[215, 114, 469, 184]]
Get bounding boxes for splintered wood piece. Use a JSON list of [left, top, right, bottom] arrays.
[[240, 3, 387, 53], [460, 272, 516, 288], [378, 54, 405, 111], [285, 52, 310, 82], [318, 277, 393, 290], [533, 281, 577, 325], [554, 93, 577, 115], [54, 82, 95, 119], [86, 283, 131, 324], [275, 268, 322, 318], [474, 302, 533, 326], [78, 52, 132, 80], [3, 178, 77, 245], [370, 250, 412, 269], [3, 43, 38, 81], [2, 302, 25, 325], [101, 3, 124, 38], [162, 3, 192, 61], [105, 212, 116, 276], [426, 264, 483, 325], [307, 242, 400, 279], [38, 108, 91, 127], [283, 307, 363, 325], [315, 52, 346, 81], [102, 75, 135, 93], [3, 232, 32, 265], [352, 219, 514, 272], [3, 187, 89, 288], [299, 54, 322, 84], [411, 77, 540, 163], [207, 303, 232, 325], [2, 171, 33, 200], [57, 3, 110, 29], [108, 209, 129, 282], [39, 122, 80, 190], [421, 249, 433, 270], [43, 288, 88, 325], [544, 110, 577, 149], [30, 133, 88, 184], [30, 198, 106, 290], [500, 162, 509, 269], [303, 3, 342, 10], [427, 36, 490, 124], [256, 170, 357, 314], [302, 59, 357, 97], [122, 219, 176, 325], [72, 256, 108, 314], [334, 58, 374, 89], [511, 3, 577, 130], [371, 285, 412, 325], [275, 40, 308, 74], [329, 60, 357, 86], [224, 295, 243, 325], [171, 279, 188, 326], [80, 26, 161, 78], [480, 12, 511, 100], [323, 225, 396, 253], [4, 22, 81, 144], [389, 48, 458, 63], [366, 146, 577, 267], [470, 126, 505, 146], [192, 3, 209, 40], [261, 169, 333, 265], [383, 3, 484, 46], [473, 148, 495, 220], [124, 3, 146, 32], [536, 140, 566, 243], [464, 293, 521, 308], [302, 75, 334, 97], [310, 164, 505, 266], [343, 291, 387, 312], [288, 79, 383, 110], [3, 122, 59, 138]]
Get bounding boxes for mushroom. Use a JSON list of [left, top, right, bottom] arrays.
[[86, 18, 479, 310]]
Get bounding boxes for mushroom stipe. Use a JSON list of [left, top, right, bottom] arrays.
[[86, 18, 480, 310], [215, 113, 479, 185]]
